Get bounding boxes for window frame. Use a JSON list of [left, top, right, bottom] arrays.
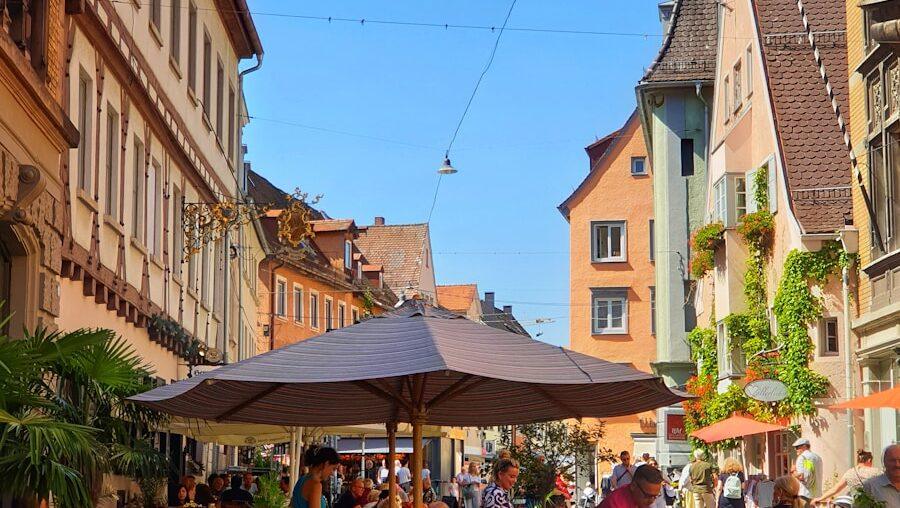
[[735, 175, 747, 218], [275, 277, 287, 318], [104, 104, 120, 219], [150, 0, 162, 34], [630, 156, 647, 176], [717, 320, 746, 378], [338, 302, 346, 328], [216, 58, 224, 139], [147, 158, 161, 257], [649, 219, 655, 262], [132, 137, 145, 242], [819, 317, 839, 356], [169, 0, 181, 65], [293, 284, 304, 324], [187, 2, 197, 92], [344, 240, 352, 269], [172, 185, 183, 279], [202, 30, 212, 120], [745, 45, 753, 98], [324, 297, 334, 331], [650, 286, 656, 336], [77, 70, 93, 193], [590, 220, 627, 263], [351, 306, 360, 324], [310, 291, 320, 330], [732, 59, 743, 113], [591, 288, 628, 335]]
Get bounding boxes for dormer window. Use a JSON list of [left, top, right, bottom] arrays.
[[344, 240, 352, 270]]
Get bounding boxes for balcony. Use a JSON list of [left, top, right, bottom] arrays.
[[1, 0, 48, 78]]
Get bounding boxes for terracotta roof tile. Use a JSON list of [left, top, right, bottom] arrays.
[[436, 284, 479, 312], [755, 0, 851, 233], [642, 0, 718, 83], [355, 224, 429, 291], [310, 219, 355, 233], [247, 170, 325, 220]]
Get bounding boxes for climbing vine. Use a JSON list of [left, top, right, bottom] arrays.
[[690, 222, 725, 279], [682, 167, 848, 447]]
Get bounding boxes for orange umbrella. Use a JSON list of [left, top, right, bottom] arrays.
[[690, 414, 786, 443], [832, 386, 900, 409]]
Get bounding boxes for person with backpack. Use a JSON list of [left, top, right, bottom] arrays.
[[714, 458, 745, 508]]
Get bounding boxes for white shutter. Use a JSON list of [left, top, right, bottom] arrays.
[[746, 169, 758, 214], [767, 158, 778, 213]]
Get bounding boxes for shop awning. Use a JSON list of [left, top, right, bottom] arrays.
[[832, 386, 900, 409], [690, 414, 786, 443], [338, 438, 429, 454]]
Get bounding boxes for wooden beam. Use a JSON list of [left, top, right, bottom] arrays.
[[353, 380, 413, 414], [425, 375, 480, 410], [530, 384, 582, 421]]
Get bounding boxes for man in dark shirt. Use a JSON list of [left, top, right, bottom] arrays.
[[221, 474, 254, 505]]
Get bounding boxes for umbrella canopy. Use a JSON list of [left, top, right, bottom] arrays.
[[690, 414, 786, 443], [831, 386, 900, 409], [131, 300, 687, 426]]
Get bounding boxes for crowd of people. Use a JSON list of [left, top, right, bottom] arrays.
[[165, 439, 900, 508]]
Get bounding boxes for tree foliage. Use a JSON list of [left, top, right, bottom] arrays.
[[0, 326, 169, 507], [499, 421, 614, 499]]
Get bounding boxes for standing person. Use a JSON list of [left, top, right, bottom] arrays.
[[611, 452, 636, 490], [378, 461, 390, 485], [599, 465, 664, 508], [714, 458, 745, 508], [458, 462, 483, 508], [678, 458, 694, 508], [293, 446, 341, 508], [222, 474, 254, 505], [791, 438, 822, 505], [482, 458, 519, 508], [812, 449, 880, 504], [423, 462, 433, 484], [397, 460, 412, 492], [444, 475, 461, 508], [424, 477, 438, 505], [635, 454, 652, 469], [772, 476, 803, 508], [646, 460, 674, 507], [861, 443, 900, 506], [688, 450, 716, 508]]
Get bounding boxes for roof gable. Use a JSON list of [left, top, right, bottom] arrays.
[[436, 284, 479, 313], [754, 0, 851, 233], [355, 224, 430, 291]]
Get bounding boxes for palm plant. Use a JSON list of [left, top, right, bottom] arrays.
[[0, 325, 170, 507]]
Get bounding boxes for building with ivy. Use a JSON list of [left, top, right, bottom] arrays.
[[686, 0, 856, 478]]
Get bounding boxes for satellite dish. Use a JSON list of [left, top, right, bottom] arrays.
[[205, 347, 224, 364]]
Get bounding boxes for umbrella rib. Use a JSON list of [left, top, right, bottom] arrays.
[[213, 383, 285, 422], [425, 375, 483, 410], [529, 384, 582, 421], [354, 380, 413, 414]]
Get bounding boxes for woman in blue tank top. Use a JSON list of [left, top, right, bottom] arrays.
[[292, 446, 341, 508]]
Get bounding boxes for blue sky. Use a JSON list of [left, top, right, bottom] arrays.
[[242, 1, 665, 346]]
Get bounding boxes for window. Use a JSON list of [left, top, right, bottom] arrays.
[[732, 60, 742, 112], [766, 159, 778, 213], [172, 186, 183, 278], [351, 307, 360, 324], [187, 2, 197, 91], [649, 219, 655, 262], [216, 59, 224, 138], [325, 298, 333, 330], [77, 71, 92, 192], [735, 176, 747, 218], [200, 243, 210, 304], [147, 159, 160, 256], [631, 157, 647, 176], [714, 177, 727, 224], [104, 105, 119, 218], [717, 320, 745, 377], [650, 286, 656, 335], [293, 285, 303, 323], [591, 288, 628, 335], [310, 292, 320, 329], [339, 302, 346, 328], [170, 0, 181, 64], [132, 138, 145, 241], [680, 138, 695, 177], [724, 75, 731, 117], [275, 278, 287, 317], [228, 85, 235, 160], [202, 32, 211, 118], [820, 317, 839, 356], [344, 240, 352, 269], [187, 215, 198, 291], [591, 221, 626, 263], [150, 0, 161, 33], [745, 46, 753, 97]]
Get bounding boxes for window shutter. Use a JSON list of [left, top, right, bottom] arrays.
[[746, 169, 758, 214], [767, 159, 778, 213]]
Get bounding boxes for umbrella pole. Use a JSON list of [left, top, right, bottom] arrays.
[[412, 415, 424, 508], [290, 429, 300, 487], [388, 422, 398, 508]]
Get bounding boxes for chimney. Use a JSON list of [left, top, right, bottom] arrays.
[[503, 305, 512, 315], [374, 216, 385, 226], [658, 1, 674, 37], [484, 292, 495, 310]]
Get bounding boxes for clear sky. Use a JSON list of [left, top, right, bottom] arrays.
[[242, 1, 666, 346]]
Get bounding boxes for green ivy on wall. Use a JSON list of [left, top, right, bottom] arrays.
[[690, 222, 725, 279], [682, 166, 846, 448]]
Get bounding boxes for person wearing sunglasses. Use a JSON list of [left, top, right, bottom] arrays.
[[599, 465, 664, 508]]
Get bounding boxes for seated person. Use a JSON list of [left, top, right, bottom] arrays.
[[221, 474, 254, 505]]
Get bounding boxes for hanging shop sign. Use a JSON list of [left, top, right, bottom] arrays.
[[744, 379, 789, 402]]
